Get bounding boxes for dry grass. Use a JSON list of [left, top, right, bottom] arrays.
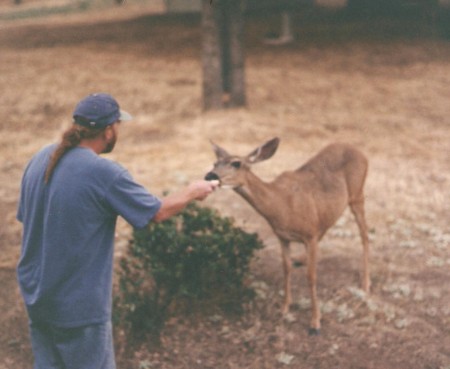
[[0, 4, 449, 369]]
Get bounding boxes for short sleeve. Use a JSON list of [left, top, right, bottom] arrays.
[[17, 177, 24, 222], [105, 170, 162, 229]]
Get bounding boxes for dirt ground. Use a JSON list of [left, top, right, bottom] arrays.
[[0, 2, 449, 369]]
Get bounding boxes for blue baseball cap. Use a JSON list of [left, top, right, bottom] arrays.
[[73, 93, 132, 128]]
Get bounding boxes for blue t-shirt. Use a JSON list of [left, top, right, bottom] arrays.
[[17, 144, 162, 327]]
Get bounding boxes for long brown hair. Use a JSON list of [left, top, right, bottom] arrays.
[[44, 124, 105, 183]]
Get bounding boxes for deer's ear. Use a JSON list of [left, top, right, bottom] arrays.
[[247, 137, 280, 164], [210, 140, 230, 160]]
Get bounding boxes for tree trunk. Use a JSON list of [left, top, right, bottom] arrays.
[[201, 0, 246, 110], [202, 0, 224, 110], [223, 0, 246, 107]]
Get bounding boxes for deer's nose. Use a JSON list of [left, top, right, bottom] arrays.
[[205, 172, 219, 181]]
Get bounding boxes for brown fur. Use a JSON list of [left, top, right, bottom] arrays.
[[206, 138, 370, 334]]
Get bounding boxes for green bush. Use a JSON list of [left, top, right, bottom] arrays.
[[114, 202, 264, 342]]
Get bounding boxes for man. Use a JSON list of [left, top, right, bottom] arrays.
[[16, 93, 218, 369]]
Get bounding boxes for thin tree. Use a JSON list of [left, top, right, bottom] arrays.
[[201, 0, 246, 110]]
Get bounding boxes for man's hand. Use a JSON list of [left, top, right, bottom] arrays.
[[188, 180, 220, 201]]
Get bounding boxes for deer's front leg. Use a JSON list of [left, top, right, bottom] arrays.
[[306, 238, 321, 335], [279, 239, 292, 315]]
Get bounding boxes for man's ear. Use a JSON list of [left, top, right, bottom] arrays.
[[104, 126, 113, 140]]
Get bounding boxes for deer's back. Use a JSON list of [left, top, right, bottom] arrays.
[[269, 143, 368, 239], [298, 143, 366, 173], [246, 143, 368, 241], [271, 143, 367, 193]]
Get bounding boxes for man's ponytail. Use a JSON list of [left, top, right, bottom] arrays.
[[44, 125, 104, 183]]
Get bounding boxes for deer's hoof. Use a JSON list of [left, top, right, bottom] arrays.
[[308, 328, 320, 336], [281, 303, 291, 316]]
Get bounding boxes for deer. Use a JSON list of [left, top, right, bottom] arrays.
[[205, 138, 370, 335]]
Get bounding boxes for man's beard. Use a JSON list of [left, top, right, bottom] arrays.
[[102, 130, 117, 154]]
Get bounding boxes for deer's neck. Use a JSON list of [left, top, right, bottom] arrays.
[[234, 171, 277, 220]]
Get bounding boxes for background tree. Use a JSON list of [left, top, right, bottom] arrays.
[[201, 0, 246, 110]]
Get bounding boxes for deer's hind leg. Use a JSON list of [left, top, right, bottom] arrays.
[[349, 199, 370, 293], [279, 238, 292, 315]]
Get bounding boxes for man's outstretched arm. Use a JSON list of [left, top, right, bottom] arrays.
[[151, 180, 219, 223]]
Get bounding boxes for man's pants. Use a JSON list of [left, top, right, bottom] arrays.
[[29, 320, 116, 369]]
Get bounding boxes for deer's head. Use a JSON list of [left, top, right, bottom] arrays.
[[205, 137, 280, 188]]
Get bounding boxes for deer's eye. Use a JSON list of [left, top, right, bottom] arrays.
[[231, 161, 241, 169]]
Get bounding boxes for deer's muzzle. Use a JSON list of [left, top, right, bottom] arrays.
[[204, 172, 220, 182]]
